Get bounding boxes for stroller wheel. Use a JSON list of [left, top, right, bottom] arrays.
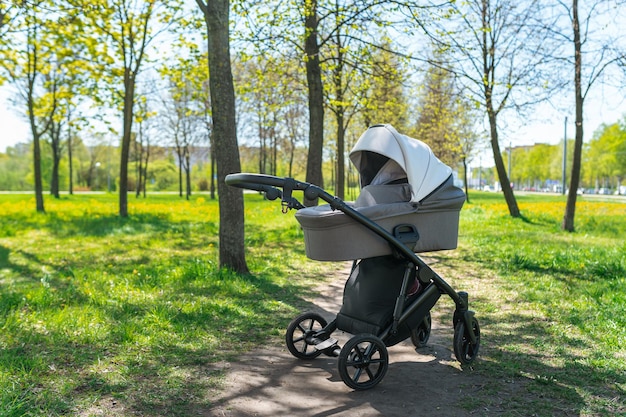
[[285, 312, 328, 359], [338, 334, 389, 390], [453, 317, 481, 365], [410, 312, 432, 348]]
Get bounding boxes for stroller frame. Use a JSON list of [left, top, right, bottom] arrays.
[[226, 173, 480, 390]]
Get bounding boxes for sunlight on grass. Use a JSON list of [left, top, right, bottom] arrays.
[[454, 192, 626, 415], [0, 191, 624, 416], [0, 193, 334, 416]]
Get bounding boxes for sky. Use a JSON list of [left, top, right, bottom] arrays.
[[2, 84, 624, 167], [0, 89, 30, 152]]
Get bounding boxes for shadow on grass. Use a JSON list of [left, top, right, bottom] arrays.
[[0, 249, 329, 416], [0, 210, 217, 239], [467, 302, 623, 416]]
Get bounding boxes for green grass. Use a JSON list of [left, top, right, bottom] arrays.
[[0, 193, 332, 416], [0, 191, 625, 416], [446, 192, 626, 416]]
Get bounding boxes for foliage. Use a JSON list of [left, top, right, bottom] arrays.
[[411, 45, 481, 168], [235, 54, 307, 178], [585, 121, 626, 188], [1, 0, 625, 211], [0, 145, 31, 191]]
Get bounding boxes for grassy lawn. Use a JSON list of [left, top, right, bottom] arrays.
[[448, 193, 626, 415], [0, 191, 624, 416]]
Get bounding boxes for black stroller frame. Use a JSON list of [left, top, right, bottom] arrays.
[[226, 173, 480, 390]]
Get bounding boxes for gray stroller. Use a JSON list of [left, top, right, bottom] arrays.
[[226, 124, 480, 390]]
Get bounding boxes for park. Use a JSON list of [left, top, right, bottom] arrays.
[[1, 0, 626, 415]]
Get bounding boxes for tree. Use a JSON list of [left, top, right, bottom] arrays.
[[235, 52, 309, 180], [323, 7, 406, 199], [0, 3, 12, 39], [196, 0, 248, 274], [586, 122, 626, 191], [359, 41, 411, 133], [235, 57, 283, 176], [75, 0, 176, 217], [42, 8, 93, 198], [418, 0, 553, 218], [160, 66, 205, 200], [0, 144, 30, 190], [238, 1, 429, 200], [133, 96, 157, 198], [556, 0, 625, 231], [159, 39, 214, 199], [0, 4, 55, 212], [413, 49, 467, 166]]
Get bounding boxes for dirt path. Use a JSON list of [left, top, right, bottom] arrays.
[[207, 265, 483, 417]]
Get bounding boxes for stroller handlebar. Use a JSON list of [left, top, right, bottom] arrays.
[[225, 173, 306, 190], [225, 173, 333, 209], [225, 173, 285, 201]]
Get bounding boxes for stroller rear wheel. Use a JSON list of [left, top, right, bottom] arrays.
[[410, 312, 432, 348], [338, 334, 389, 390], [285, 312, 328, 359], [453, 316, 480, 365]]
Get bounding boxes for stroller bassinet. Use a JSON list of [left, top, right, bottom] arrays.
[[295, 124, 466, 261]]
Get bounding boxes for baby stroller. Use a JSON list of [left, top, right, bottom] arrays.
[[226, 124, 480, 390]]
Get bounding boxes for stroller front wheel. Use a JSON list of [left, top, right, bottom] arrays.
[[453, 317, 480, 365], [285, 312, 328, 359], [338, 334, 389, 390]]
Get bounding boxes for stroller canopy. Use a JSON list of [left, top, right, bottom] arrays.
[[349, 124, 452, 203]]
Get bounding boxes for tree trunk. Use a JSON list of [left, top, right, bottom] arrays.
[[135, 139, 142, 198], [185, 151, 191, 200], [143, 139, 149, 198], [25, 36, 45, 212], [336, 117, 345, 199], [119, 68, 135, 218], [334, 35, 345, 199], [28, 88, 45, 212], [197, 0, 248, 273], [32, 133, 45, 213], [271, 124, 277, 176], [304, 0, 324, 205], [68, 115, 74, 195], [488, 111, 520, 217], [563, 0, 582, 232], [51, 150, 60, 197], [50, 124, 61, 198], [463, 157, 470, 204], [210, 140, 216, 199], [177, 145, 184, 197]]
